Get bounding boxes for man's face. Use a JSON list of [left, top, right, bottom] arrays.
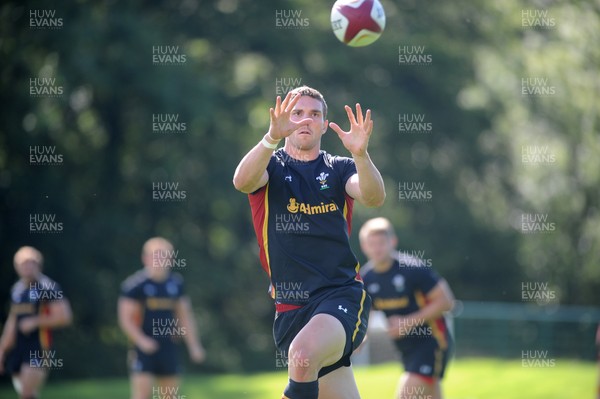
[[361, 232, 396, 264], [288, 95, 328, 152], [15, 258, 41, 281], [142, 243, 172, 279]]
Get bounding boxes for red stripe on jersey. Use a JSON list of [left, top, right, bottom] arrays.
[[38, 303, 52, 350], [275, 303, 303, 313], [415, 290, 448, 350], [248, 184, 271, 278], [344, 193, 362, 283], [343, 192, 354, 235], [434, 317, 447, 336]]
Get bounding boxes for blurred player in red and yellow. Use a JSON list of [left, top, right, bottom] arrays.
[[0, 246, 72, 399], [359, 218, 454, 399], [118, 237, 205, 399]]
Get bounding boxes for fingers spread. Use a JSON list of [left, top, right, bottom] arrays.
[[365, 110, 373, 135], [345, 104, 358, 126], [284, 92, 300, 113], [355, 103, 363, 125], [367, 120, 374, 135], [328, 122, 345, 137], [292, 117, 313, 127]]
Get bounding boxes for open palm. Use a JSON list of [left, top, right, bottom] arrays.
[[268, 91, 312, 140], [329, 103, 373, 157]]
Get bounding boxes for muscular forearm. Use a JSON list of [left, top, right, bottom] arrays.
[[38, 302, 72, 329], [408, 283, 454, 325], [353, 152, 385, 207], [233, 134, 278, 193], [37, 312, 71, 329], [120, 321, 148, 346], [181, 314, 202, 350], [176, 300, 203, 350]]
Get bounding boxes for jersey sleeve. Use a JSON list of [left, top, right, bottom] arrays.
[[171, 273, 185, 298], [250, 155, 278, 196], [10, 282, 22, 304], [36, 276, 66, 302], [120, 275, 144, 301], [45, 280, 64, 300], [334, 156, 357, 187], [266, 153, 278, 176], [412, 267, 441, 295]]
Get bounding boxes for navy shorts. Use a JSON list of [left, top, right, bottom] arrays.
[[6, 338, 43, 374], [273, 284, 371, 378], [128, 343, 181, 376], [396, 334, 453, 380]]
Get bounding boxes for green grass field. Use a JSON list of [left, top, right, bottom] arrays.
[[0, 358, 596, 399]]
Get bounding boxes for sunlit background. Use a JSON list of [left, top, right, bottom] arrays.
[[1, 0, 599, 398]]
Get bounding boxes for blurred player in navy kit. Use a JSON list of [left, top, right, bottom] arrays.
[[359, 218, 454, 399], [118, 237, 205, 399], [233, 86, 385, 399], [596, 323, 600, 399], [0, 246, 72, 399]]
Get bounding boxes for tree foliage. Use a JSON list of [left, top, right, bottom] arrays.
[[0, 0, 597, 377]]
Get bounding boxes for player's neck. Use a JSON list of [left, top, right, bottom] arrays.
[[372, 257, 395, 273], [144, 268, 169, 282], [21, 274, 41, 285], [282, 142, 321, 162]]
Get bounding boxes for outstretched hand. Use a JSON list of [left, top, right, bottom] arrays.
[[268, 91, 313, 141], [329, 103, 373, 157]]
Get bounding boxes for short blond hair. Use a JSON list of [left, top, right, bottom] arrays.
[[142, 237, 174, 256], [359, 217, 396, 243], [14, 246, 44, 268]]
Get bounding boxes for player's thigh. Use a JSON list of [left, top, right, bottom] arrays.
[[396, 373, 437, 399], [318, 365, 360, 399], [156, 375, 181, 394], [18, 365, 48, 396], [130, 372, 154, 399], [290, 313, 346, 367]]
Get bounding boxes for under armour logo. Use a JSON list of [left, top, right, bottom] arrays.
[[285, 175, 292, 182], [338, 305, 348, 313]]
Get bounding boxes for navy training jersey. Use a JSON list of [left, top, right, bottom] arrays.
[[361, 255, 450, 350], [248, 149, 362, 306], [10, 274, 64, 350], [120, 270, 184, 344]]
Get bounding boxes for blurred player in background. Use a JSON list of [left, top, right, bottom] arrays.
[[0, 246, 72, 399], [359, 218, 454, 399], [596, 323, 600, 399], [118, 237, 205, 399], [233, 86, 385, 399]]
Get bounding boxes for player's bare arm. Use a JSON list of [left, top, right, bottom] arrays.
[[330, 103, 385, 207], [388, 279, 454, 339], [233, 91, 312, 193], [18, 299, 73, 335], [174, 296, 205, 363], [0, 309, 17, 374], [118, 297, 158, 354]]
